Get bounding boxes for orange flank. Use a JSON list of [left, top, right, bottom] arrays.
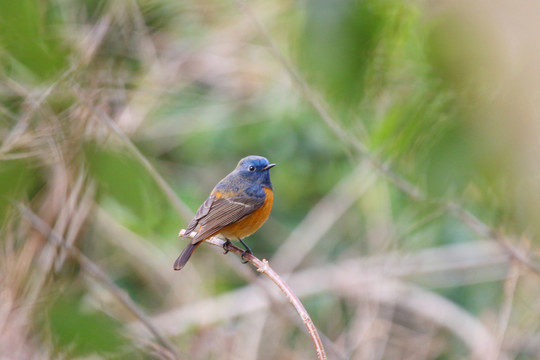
[[220, 187, 274, 240]]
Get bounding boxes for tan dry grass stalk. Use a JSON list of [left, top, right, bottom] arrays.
[[178, 229, 328, 360]]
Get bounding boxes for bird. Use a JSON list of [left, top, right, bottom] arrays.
[[174, 155, 276, 270]]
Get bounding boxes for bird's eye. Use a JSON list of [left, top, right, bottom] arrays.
[[248, 165, 256, 172]]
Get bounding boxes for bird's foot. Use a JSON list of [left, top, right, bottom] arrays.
[[223, 239, 232, 254], [240, 249, 253, 264], [238, 238, 253, 264]]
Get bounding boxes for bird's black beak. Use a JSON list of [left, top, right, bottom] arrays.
[[263, 163, 276, 170]]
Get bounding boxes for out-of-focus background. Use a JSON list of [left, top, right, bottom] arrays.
[[2, 0, 540, 359]]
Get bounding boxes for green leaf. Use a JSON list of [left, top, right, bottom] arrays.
[[0, 158, 40, 220], [0, 0, 68, 81], [48, 295, 126, 356]]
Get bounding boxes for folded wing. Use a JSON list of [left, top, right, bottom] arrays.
[[185, 193, 265, 243]]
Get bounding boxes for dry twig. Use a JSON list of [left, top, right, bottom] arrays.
[[97, 111, 193, 222], [142, 239, 507, 359], [178, 229, 328, 360], [19, 204, 180, 359], [495, 259, 521, 359]]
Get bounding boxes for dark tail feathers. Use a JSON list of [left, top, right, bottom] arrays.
[[173, 242, 200, 270]]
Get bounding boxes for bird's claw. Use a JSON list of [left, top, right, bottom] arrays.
[[238, 238, 253, 264], [222, 239, 232, 254], [240, 249, 252, 264]]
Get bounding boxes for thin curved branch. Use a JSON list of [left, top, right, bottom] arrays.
[[179, 229, 328, 360], [147, 239, 506, 360]]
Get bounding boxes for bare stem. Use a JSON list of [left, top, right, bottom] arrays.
[[179, 229, 328, 360], [495, 260, 521, 359], [20, 204, 180, 359], [98, 110, 194, 222]]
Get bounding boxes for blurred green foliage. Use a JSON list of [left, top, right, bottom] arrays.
[[47, 291, 128, 356], [0, 0, 68, 81], [0, 159, 41, 219], [1, 0, 539, 358], [300, 0, 410, 108], [84, 142, 178, 238]]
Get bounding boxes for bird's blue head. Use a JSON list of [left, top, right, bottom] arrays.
[[235, 155, 276, 189]]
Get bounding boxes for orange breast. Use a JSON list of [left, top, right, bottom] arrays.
[[219, 187, 273, 239]]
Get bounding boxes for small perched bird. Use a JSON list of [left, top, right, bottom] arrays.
[[174, 155, 276, 270]]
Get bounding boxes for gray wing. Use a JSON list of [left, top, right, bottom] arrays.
[[184, 194, 265, 244], [184, 196, 213, 234]]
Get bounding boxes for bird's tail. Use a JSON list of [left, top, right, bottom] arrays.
[[173, 242, 201, 270]]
